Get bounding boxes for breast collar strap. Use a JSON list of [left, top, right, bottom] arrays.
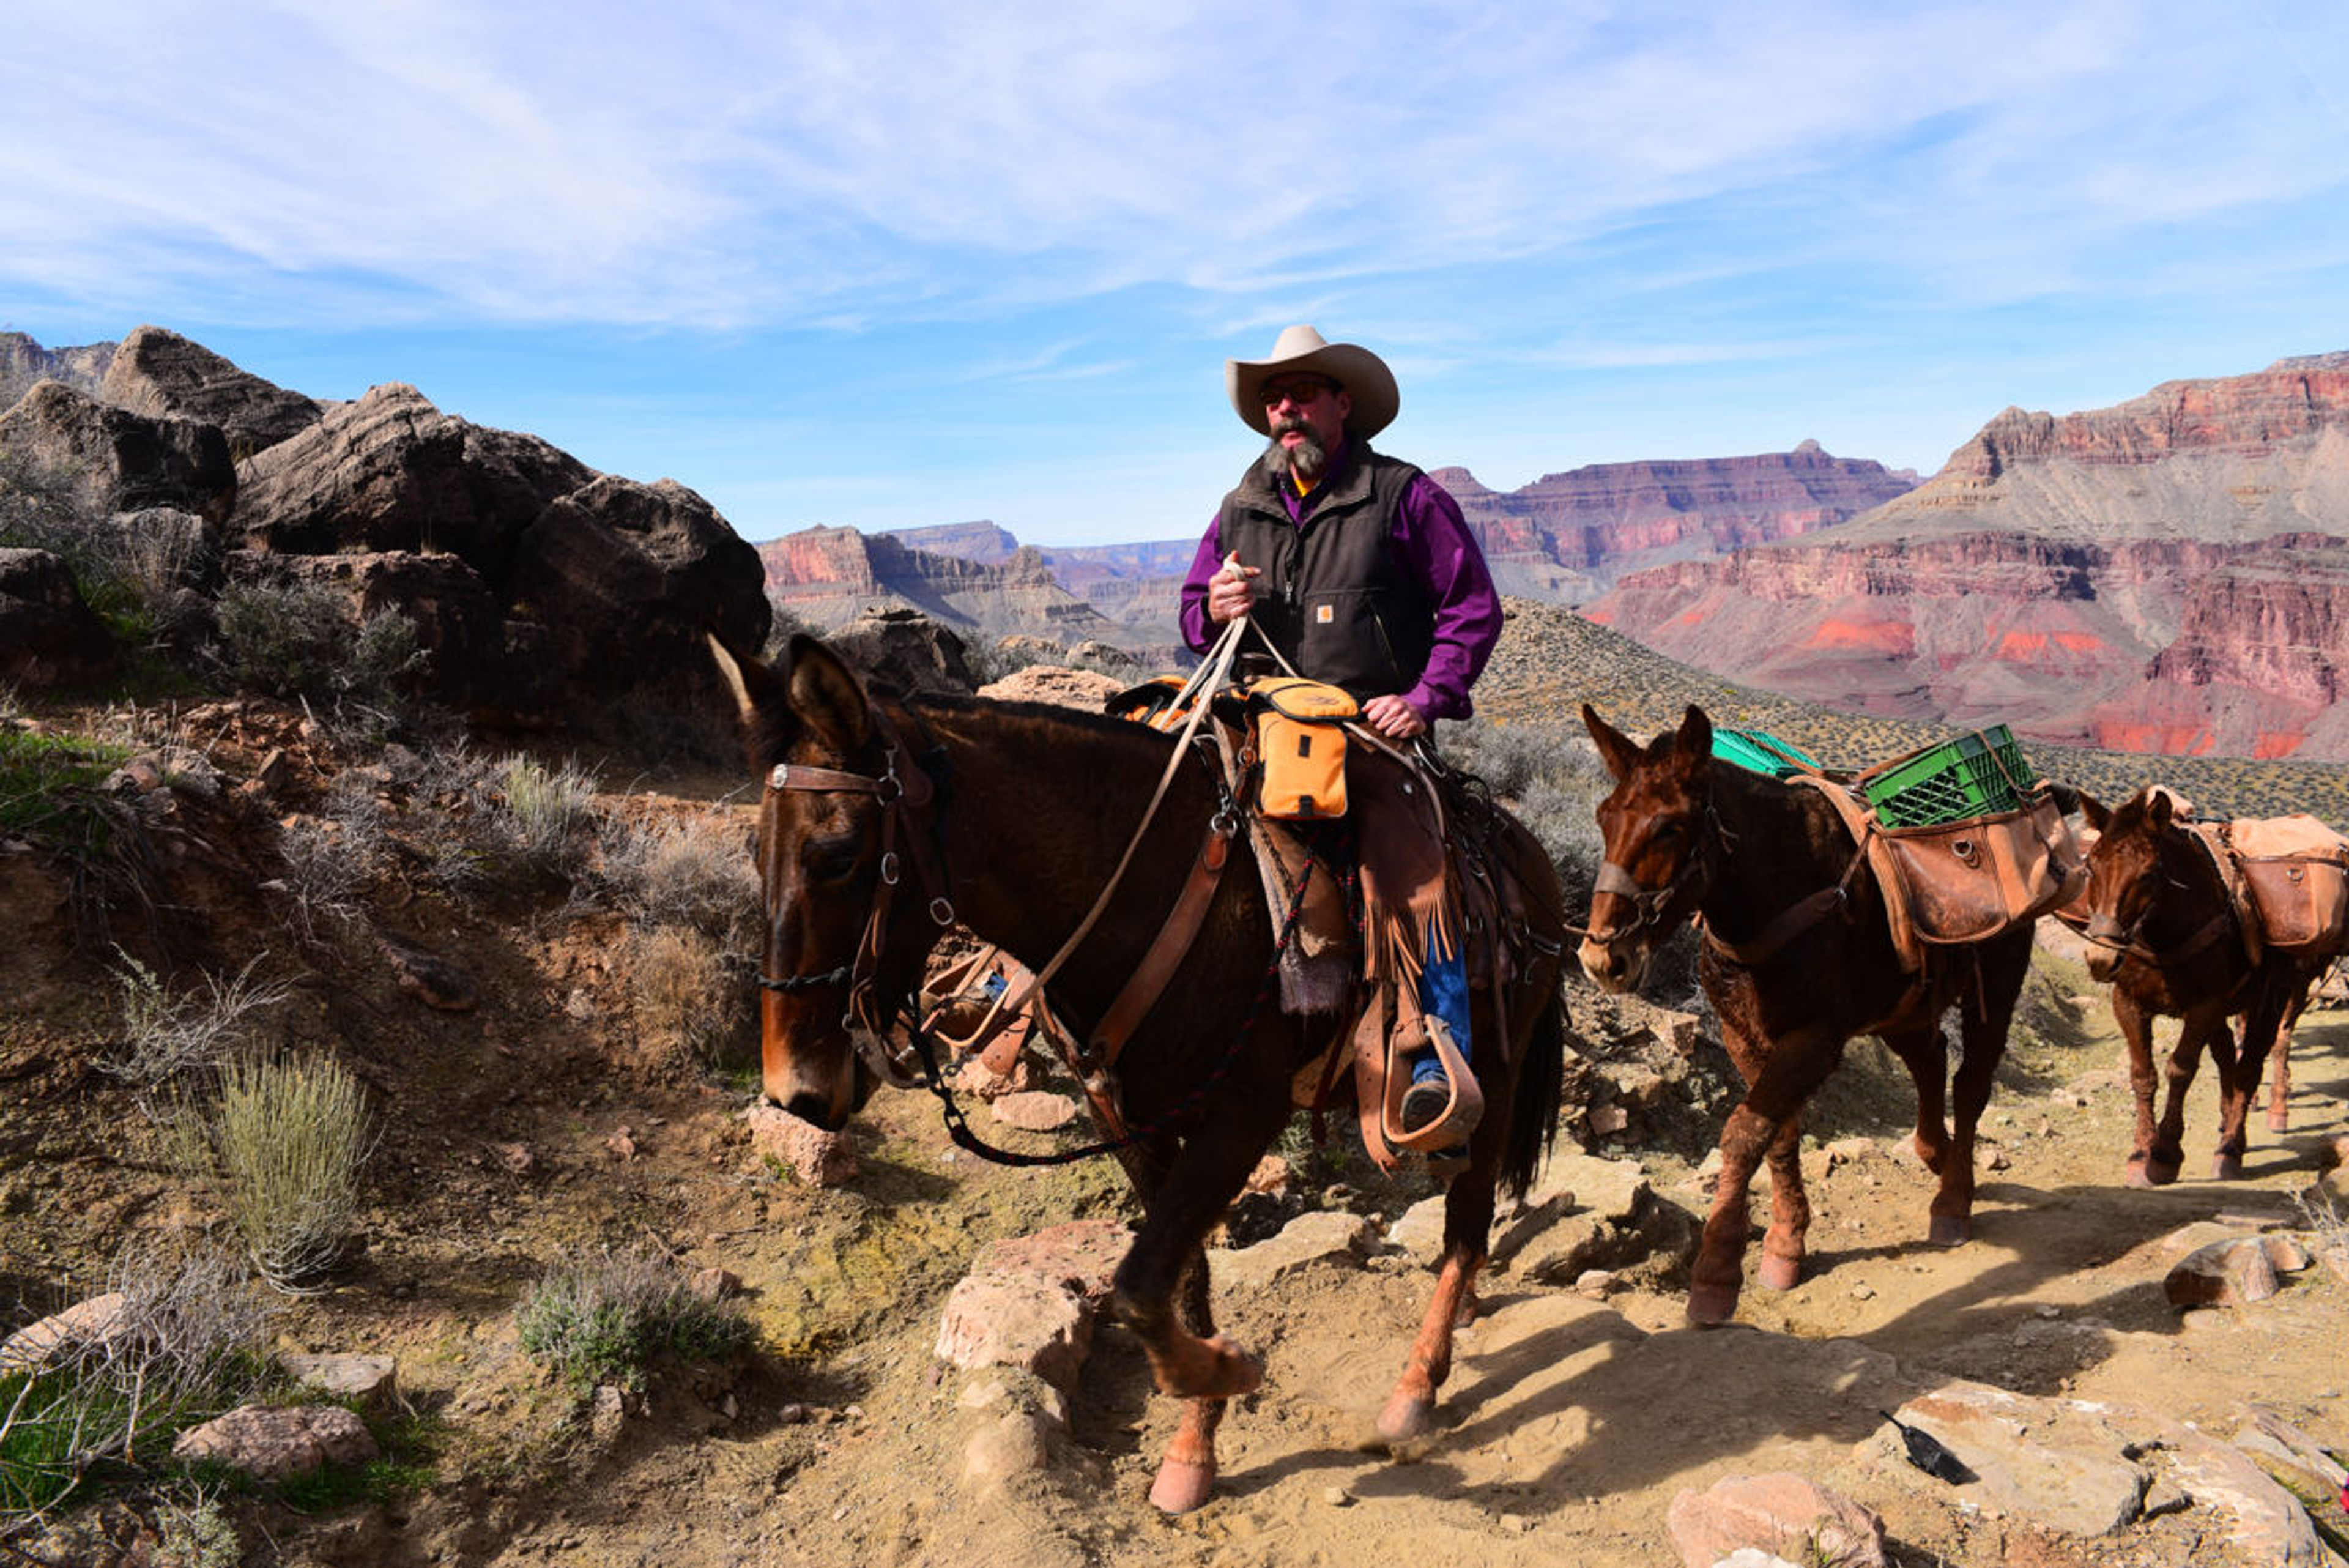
[[762, 709, 955, 1046]]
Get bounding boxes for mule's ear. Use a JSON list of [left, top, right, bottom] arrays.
[[2143, 786, 2173, 830], [786, 636, 874, 754], [707, 631, 778, 729], [1583, 704, 1640, 782], [2078, 791, 2110, 831], [1674, 705, 1713, 764]]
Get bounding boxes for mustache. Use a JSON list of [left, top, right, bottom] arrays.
[[1270, 416, 1312, 438]]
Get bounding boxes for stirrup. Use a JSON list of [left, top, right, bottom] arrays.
[[1379, 1014, 1482, 1154]]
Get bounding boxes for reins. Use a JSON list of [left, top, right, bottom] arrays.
[[757, 616, 1286, 1164]]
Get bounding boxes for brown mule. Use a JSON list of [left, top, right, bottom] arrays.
[[713, 634, 1572, 1510], [2075, 789, 2333, 1183], [1579, 705, 2032, 1325]]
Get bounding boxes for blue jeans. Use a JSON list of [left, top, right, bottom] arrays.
[[1412, 935, 1471, 1086]]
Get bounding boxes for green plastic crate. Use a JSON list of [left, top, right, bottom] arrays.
[[1712, 727, 1820, 779], [1861, 724, 2038, 828]]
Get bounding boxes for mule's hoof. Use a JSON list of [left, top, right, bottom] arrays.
[[1148, 1455, 1216, 1514], [1757, 1254, 1802, 1292], [1928, 1215, 1971, 1246], [1685, 1283, 1740, 1325], [2124, 1158, 2156, 1190], [2267, 1110, 2291, 1134], [1376, 1389, 1435, 1446], [2145, 1158, 2181, 1187], [2213, 1153, 2244, 1181]]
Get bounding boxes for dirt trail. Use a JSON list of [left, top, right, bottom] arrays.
[[342, 981, 2347, 1568]]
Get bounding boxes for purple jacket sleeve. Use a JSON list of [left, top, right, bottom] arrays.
[[1390, 473, 1501, 723], [1178, 518, 1226, 656]]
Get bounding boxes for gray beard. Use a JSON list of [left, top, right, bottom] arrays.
[[1262, 426, 1327, 484]]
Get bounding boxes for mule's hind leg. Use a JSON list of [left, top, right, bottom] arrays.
[[1755, 1111, 1809, 1291], [2268, 996, 2299, 1134], [1921, 931, 2028, 1246], [2213, 974, 2296, 1179]]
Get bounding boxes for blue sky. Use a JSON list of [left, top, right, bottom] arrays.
[[7, 1, 2348, 547]]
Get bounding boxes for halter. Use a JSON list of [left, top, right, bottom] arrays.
[[756, 711, 956, 1088], [1583, 800, 1724, 949]]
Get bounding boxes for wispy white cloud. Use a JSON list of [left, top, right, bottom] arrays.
[[8, 0, 2343, 331]]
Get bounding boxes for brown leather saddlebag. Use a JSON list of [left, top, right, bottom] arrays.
[[2228, 814, 2349, 953], [1878, 793, 2085, 950]]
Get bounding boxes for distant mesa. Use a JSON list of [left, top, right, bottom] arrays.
[[1592, 350, 2349, 761]]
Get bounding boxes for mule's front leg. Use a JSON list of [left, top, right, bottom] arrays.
[[1378, 1244, 1485, 1445], [2113, 991, 2180, 1186], [1690, 1102, 1776, 1324]]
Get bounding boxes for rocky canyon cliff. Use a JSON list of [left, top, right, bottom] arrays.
[[1589, 352, 2349, 760]]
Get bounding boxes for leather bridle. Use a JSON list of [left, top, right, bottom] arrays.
[[755, 710, 955, 1089]]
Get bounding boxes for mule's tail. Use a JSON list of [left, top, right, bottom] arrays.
[[1499, 985, 1567, 1202]]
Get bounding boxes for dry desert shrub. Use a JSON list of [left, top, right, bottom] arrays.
[[595, 805, 754, 935], [172, 1055, 376, 1293], [0, 1243, 271, 1522], [103, 953, 287, 1113], [623, 925, 756, 1071]]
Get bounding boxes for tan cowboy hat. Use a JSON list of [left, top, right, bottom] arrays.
[[1226, 324, 1401, 440]]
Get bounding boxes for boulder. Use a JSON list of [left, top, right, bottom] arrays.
[[98, 325, 321, 456], [0, 548, 116, 688], [2164, 1238, 2280, 1307], [0, 1292, 129, 1372], [970, 1219, 1129, 1306], [1212, 1210, 1374, 1293], [977, 664, 1123, 710], [233, 382, 592, 579], [0, 379, 235, 525], [743, 1103, 859, 1187], [1666, 1472, 1888, 1568], [507, 474, 770, 749], [278, 1353, 398, 1416], [170, 1403, 377, 1481], [826, 606, 976, 694], [990, 1091, 1077, 1132], [934, 1272, 1091, 1391]]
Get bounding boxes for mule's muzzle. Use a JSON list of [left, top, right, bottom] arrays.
[[1578, 932, 1646, 994]]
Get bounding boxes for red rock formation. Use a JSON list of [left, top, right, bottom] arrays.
[[1593, 353, 2349, 761]]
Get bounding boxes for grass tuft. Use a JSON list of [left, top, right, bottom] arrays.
[[515, 1247, 748, 1394], [175, 1056, 376, 1293]]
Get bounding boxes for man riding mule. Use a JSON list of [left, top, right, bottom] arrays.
[[1180, 324, 1504, 1143], [708, 622, 1568, 1510]]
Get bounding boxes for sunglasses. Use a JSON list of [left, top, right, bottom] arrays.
[[1259, 377, 1338, 408]]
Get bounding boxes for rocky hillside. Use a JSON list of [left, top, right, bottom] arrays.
[[1590, 352, 2349, 761], [0, 330, 113, 407], [0, 325, 768, 759]]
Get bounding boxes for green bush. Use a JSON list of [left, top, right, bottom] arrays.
[[210, 581, 426, 721], [516, 1248, 748, 1394], [176, 1056, 376, 1293]]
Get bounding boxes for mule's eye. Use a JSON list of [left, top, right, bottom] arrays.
[[801, 833, 864, 884]]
